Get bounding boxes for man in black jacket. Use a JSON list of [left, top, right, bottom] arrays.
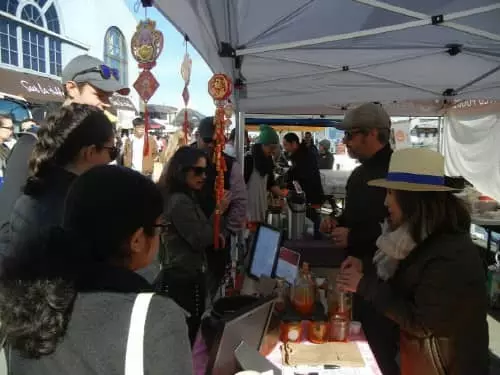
[[322, 103, 399, 375]]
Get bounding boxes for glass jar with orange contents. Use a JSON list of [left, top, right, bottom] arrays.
[[308, 312, 329, 344], [291, 262, 316, 316], [280, 313, 303, 343]]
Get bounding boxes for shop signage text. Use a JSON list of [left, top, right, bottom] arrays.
[[20, 80, 64, 98]]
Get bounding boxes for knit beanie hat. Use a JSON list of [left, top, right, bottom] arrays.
[[257, 125, 279, 145], [319, 139, 331, 150]]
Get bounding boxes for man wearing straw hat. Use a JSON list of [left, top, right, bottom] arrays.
[[321, 103, 399, 375]]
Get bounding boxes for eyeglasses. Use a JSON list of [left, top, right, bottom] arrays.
[[0, 126, 13, 131], [343, 129, 366, 141], [72, 64, 120, 81], [103, 146, 120, 161], [186, 166, 207, 176]]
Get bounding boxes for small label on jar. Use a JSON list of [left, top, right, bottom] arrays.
[[288, 328, 300, 341]]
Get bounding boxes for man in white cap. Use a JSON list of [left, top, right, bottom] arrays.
[[0, 55, 129, 250], [322, 103, 399, 375]]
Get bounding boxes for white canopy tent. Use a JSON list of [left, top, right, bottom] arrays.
[[156, 0, 500, 116]]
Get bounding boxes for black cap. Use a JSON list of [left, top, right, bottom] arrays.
[[62, 55, 130, 95], [198, 116, 215, 139]]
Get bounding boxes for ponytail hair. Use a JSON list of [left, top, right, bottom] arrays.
[[25, 104, 114, 196], [0, 228, 80, 358]]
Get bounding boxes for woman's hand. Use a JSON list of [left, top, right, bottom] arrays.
[[340, 256, 363, 273], [337, 267, 363, 293]]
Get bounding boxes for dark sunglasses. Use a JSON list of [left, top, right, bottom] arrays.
[[103, 146, 120, 161], [72, 64, 120, 81], [343, 129, 366, 141], [186, 166, 207, 176]]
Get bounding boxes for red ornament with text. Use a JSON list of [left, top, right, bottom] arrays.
[[130, 18, 164, 155], [208, 73, 233, 249]]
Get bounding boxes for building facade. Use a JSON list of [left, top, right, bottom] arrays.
[[0, 0, 140, 115]]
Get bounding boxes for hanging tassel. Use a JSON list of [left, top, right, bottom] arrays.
[[143, 105, 150, 156]]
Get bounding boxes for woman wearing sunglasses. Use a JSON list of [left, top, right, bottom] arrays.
[[0, 103, 118, 258], [157, 146, 230, 343], [0, 165, 193, 374]]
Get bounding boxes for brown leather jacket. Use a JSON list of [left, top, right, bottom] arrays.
[[123, 136, 158, 175], [358, 232, 489, 375]]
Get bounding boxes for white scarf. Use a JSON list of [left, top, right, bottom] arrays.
[[373, 220, 423, 281]]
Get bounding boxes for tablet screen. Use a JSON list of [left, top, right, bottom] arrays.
[[249, 225, 281, 279]]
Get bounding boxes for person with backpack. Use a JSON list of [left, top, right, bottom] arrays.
[[0, 165, 193, 374], [244, 125, 286, 223]]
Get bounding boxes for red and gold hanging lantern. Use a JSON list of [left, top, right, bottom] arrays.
[[131, 17, 164, 155], [208, 73, 233, 248]]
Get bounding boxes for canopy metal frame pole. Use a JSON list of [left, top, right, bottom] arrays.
[[247, 49, 445, 85], [236, 3, 500, 56]]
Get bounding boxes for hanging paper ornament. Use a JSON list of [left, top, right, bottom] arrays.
[[208, 73, 233, 249], [180, 40, 192, 143], [131, 17, 164, 156]]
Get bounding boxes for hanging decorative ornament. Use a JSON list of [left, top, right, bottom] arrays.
[[208, 73, 233, 249], [130, 11, 164, 156], [180, 36, 192, 143]]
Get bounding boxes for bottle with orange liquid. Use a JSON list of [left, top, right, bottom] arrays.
[[290, 262, 316, 316]]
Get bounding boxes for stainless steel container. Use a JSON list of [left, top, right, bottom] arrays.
[[287, 190, 306, 240]]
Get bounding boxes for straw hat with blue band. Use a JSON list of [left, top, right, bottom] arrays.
[[368, 148, 455, 192]]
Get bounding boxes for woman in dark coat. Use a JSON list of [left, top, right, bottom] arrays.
[[338, 148, 489, 375]]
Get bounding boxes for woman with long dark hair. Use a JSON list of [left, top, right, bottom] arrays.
[[1, 103, 117, 256], [337, 148, 489, 375], [0, 165, 192, 374], [157, 146, 230, 343]]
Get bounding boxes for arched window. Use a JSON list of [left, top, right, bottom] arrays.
[[104, 27, 128, 86], [0, 0, 62, 75]]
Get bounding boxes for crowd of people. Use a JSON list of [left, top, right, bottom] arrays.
[[0, 52, 490, 375]]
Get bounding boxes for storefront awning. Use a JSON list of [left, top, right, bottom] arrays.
[[0, 68, 64, 103]]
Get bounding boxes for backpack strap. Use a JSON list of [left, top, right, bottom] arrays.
[[125, 293, 155, 375]]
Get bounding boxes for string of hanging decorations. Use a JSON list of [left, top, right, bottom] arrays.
[[180, 36, 192, 143], [208, 74, 233, 249], [131, 0, 163, 156]]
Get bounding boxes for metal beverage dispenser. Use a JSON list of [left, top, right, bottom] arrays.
[[287, 181, 306, 240]]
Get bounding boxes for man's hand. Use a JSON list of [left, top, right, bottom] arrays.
[[340, 256, 363, 273], [320, 217, 337, 234], [332, 227, 349, 249]]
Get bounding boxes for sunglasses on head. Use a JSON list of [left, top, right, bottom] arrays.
[[186, 166, 207, 176], [103, 146, 120, 161], [72, 64, 120, 81]]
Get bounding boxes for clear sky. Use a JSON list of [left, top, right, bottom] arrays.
[[125, 0, 215, 116]]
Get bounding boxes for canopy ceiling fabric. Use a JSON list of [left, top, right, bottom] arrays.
[[156, 0, 500, 115]]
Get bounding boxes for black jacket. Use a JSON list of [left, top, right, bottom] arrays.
[[318, 152, 334, 170], [338, 144, 392, 266], [358, 232, 489, 375], [0, 167, 76, 261], [286, 143, 324, 205]]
